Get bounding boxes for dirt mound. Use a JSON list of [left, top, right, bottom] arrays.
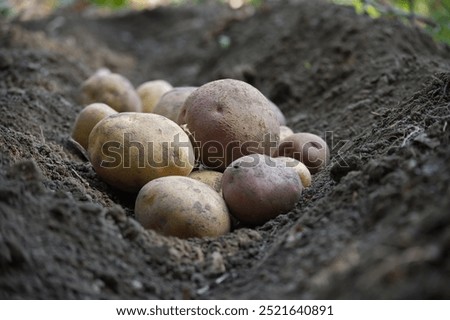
[[1, 0, 449, 299]]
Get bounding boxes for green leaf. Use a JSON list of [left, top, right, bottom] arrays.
[[88, 0, 128, 9]]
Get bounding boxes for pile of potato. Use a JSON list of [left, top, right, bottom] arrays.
[[71, 69, 330, 239]]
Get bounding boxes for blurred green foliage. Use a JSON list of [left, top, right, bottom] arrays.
[[1, 0, 448, 44], [88, 0, 128, 8], [426, 0, 450, 44], [332, 0, 450, 44], [76, 0, 450, 44], [0, 1, 12, 16]]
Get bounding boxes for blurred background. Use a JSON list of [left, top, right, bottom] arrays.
[[1, 0, 449, 44]]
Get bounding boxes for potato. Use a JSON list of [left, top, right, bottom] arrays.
[[279, 125, 294, 141], [273, 132, 330, 174], [80, 69, 142, 112], [137, 80, 173, 113], [274, 156, 311, 188], [222, 154, 302, 226], [269, 101, 287, 126], [176, 101, 188, 125], [153, 87, 197, 122], [184, 79, 280, 171], [88, 112, 195, 192], [71, 103, 117, 150], [180, 124, 201, 162], [188, 170, 223, 193], [135, 176, 231, 238]]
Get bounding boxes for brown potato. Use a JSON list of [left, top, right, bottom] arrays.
[[188, 170, 223, 193], [279, 125, 294, 141], [176, 101, 188, 125], [71, 103, 117, 150], [184, 79, 280, 171], [88, 112, 195, 193], [153, 87, 197, 122], [222, 154, 302, 226], [273, 132, 330, 174], [269, 100, 287, 126], [80, 69, 142, 112], [135, 176, 231, 238], [180, 124, 201, 162], [137, 80, 173, 113], [274, 156, 312, 187]]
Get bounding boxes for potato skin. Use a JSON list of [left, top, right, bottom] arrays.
[[269, 101, 287, 126], [135, 176, 231, 238], [188, 170, 223, 193], [180, 124, 201, 162], [273, 132, 330, 174], [279, 125, 294, 141], [274, 156, 312, 188], [222, 154, 302, 226], [137, 80, 173, 113], [80, 69, 142, 112], [153, 87, 197, 122], [71, 103, 117, 150], [184, 79, 280, 171], [176, 101, 188, 125], [88, 112, 194, 193]]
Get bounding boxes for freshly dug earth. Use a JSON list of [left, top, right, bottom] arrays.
[[1, 0, 450, 299]]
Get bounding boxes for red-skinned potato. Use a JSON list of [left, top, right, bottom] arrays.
[[175, 87, 201, 125], [137, 80, 173, 113], [180, 124, 200, 162], [176, 100, 188, 125], [184, 79, 280, 171], [268, 101, 286, 126], [71, 103, 117, 150], [273, 132, 330, 174], [135, 176, 231, 238], [222, 154, 302, 226], [88, 112, 194, 193], [153, 87, 197, 122], [80, 69, 142, 112]]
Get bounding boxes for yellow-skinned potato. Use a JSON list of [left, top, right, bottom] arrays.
[[80, 69, 142, 112], [135, 176, 231, 238], [71, 103, 117, 150], [188, 170, 223, 193], [274, 156, 311, 188], [279, 125, 294, 141], [153, 87, 197, 122], [137, 80, 173, 113], [273, 132, 330, 174], [88, 112, 195, 193]]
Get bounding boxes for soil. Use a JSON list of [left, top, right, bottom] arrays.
[[1, 0, 450, 299]]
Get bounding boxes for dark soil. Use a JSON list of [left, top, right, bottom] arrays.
[[1, 0, 450, 299]]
